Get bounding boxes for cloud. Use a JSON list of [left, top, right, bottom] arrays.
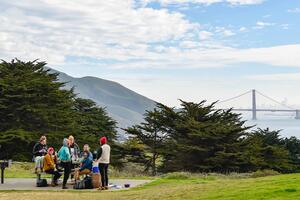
[[199, 31, 213, 40], [215, 27, 235, 37], [141, 0, 264, 6], [287, 8, 300, 13], [246, 73, 300, 81], [239, 27, 247, 32], [254, 21, 275, 29], [1, 0, 300, 71]]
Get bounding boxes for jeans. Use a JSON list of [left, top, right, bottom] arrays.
[[99, 163, 109, 187], [45, 169, 62, 183], [34, 156, 44, 169], [60, 161, 71, 187]]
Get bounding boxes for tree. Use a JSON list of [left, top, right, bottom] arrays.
[[159, 100, 250, 173], [124, 108, 170, 175], [0, 59, 120, 163], [240, 128, 293, 172]]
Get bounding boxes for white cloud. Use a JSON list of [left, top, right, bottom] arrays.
[[254, 21, 275, 29], [239, 27, 248, 32], [247, 73, 300, 81], [287, 8, 300, 13], [215, 27, 235, 37], [199, 30, 213, 40], [280, 24, 289, 30], [141, 0, 264, 6], [1, 0, 300, 71]]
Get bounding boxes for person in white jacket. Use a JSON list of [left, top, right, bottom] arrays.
[[96, 136, 111, 190]]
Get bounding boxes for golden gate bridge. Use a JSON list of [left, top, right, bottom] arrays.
[[217, 89, 300, 120]]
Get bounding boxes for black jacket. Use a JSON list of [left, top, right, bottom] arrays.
[[32, 143, 48, 157]]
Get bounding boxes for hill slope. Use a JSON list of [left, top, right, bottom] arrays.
[[52, 69, 156, 137]]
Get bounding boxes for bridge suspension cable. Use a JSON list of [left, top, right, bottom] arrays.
[[217, 90, 252, 104], [255, 90, 295, 110]]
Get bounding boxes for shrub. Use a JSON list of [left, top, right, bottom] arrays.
[[251, 169, 280, 178]]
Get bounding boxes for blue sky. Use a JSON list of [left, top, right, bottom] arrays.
[[1, 0, 300, 108]]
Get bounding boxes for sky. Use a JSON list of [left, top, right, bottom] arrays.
[[1, 0, 300, 109]]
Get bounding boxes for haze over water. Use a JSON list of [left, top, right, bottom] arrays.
[[241, 112, 300, 138]]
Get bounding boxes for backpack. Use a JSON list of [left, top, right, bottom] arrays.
[[73, 177, 93, 189], [84, 176, 93, 189], [73, 180, 85, 189], [36, 178, 48, 187]]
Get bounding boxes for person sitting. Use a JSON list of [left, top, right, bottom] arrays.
[[82, 144, 93, 160], [32, 136, 48, 174], [43, 147, 62, 186], [74, 150, 92, 181], [58, 138, 71, 189]]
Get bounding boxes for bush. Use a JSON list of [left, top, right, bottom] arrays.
[[163, 172, 192, 179], [251, 169, 280, 178]]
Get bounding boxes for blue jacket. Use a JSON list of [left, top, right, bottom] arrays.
[[80, 157, 92, 171], [58, 139, 71, 162]]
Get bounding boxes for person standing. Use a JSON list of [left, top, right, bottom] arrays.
[[58, 138, 71, 189], [68, 135, 80, 163], [43, 147, 62, 186], [97, 136, 110, 190], [32, 136, 48, 174]]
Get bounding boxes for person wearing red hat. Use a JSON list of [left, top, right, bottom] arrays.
[[43, 147, 62, 186], [96, 136, 111, 190]]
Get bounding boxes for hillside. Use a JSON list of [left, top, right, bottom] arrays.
[[52, 69, 156, 138]]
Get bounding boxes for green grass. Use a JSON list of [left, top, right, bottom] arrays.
[[5, 162, 152, 179], [2, 171, 300, 199]]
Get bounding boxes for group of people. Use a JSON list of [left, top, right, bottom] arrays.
[[32, 135, 111, 189]]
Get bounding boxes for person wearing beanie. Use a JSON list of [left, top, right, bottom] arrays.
[[43, 147, 62, 186], [96, 136, 111, 190], [58, 138, 71, 189]]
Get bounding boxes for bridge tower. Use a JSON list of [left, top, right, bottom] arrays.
[[296, 110, 300, 120], [252, 89, 257, 120]]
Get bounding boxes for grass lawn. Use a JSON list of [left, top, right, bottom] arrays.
[[4, 162, 152, 179], [1, 172, 300, 200]]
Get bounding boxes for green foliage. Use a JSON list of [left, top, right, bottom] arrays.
[[0, 59, 119, 164], [124, 108, 169, 175], [125, 101, 300, 174], [240, 128, 293, 173], [251, 169, 280, 178]]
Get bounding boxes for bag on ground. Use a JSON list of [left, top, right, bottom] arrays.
[[73, 180, 85, 189], [36, 178, 48, 187], [92, 173, 101, 188], [84, 176, 93, 189]]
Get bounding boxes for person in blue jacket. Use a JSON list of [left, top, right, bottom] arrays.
[[58, 138, 71, 189], [74, 150, 92, 181]]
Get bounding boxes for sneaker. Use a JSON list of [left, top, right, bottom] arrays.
[[51, 182, 56, 187], [62, 186, 68, 189]]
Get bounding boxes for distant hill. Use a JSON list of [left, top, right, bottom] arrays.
[[50, 68, 157, 138]]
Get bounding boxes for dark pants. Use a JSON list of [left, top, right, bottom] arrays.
[[61, 162, 71, 186], [45, 169, 61, 182], [99, 163, 109, 187]]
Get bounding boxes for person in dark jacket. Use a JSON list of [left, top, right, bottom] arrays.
[[74, 150, 92, 181], [32, 136, 48, 174]]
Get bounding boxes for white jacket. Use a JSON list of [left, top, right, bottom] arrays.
[[97, 144, 111, 164]]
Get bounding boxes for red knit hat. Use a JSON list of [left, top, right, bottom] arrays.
[[48, 147, 54, 154], [100, 137, 107, 145]]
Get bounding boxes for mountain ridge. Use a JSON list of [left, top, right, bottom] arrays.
[[50, 68, 157, 137]]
